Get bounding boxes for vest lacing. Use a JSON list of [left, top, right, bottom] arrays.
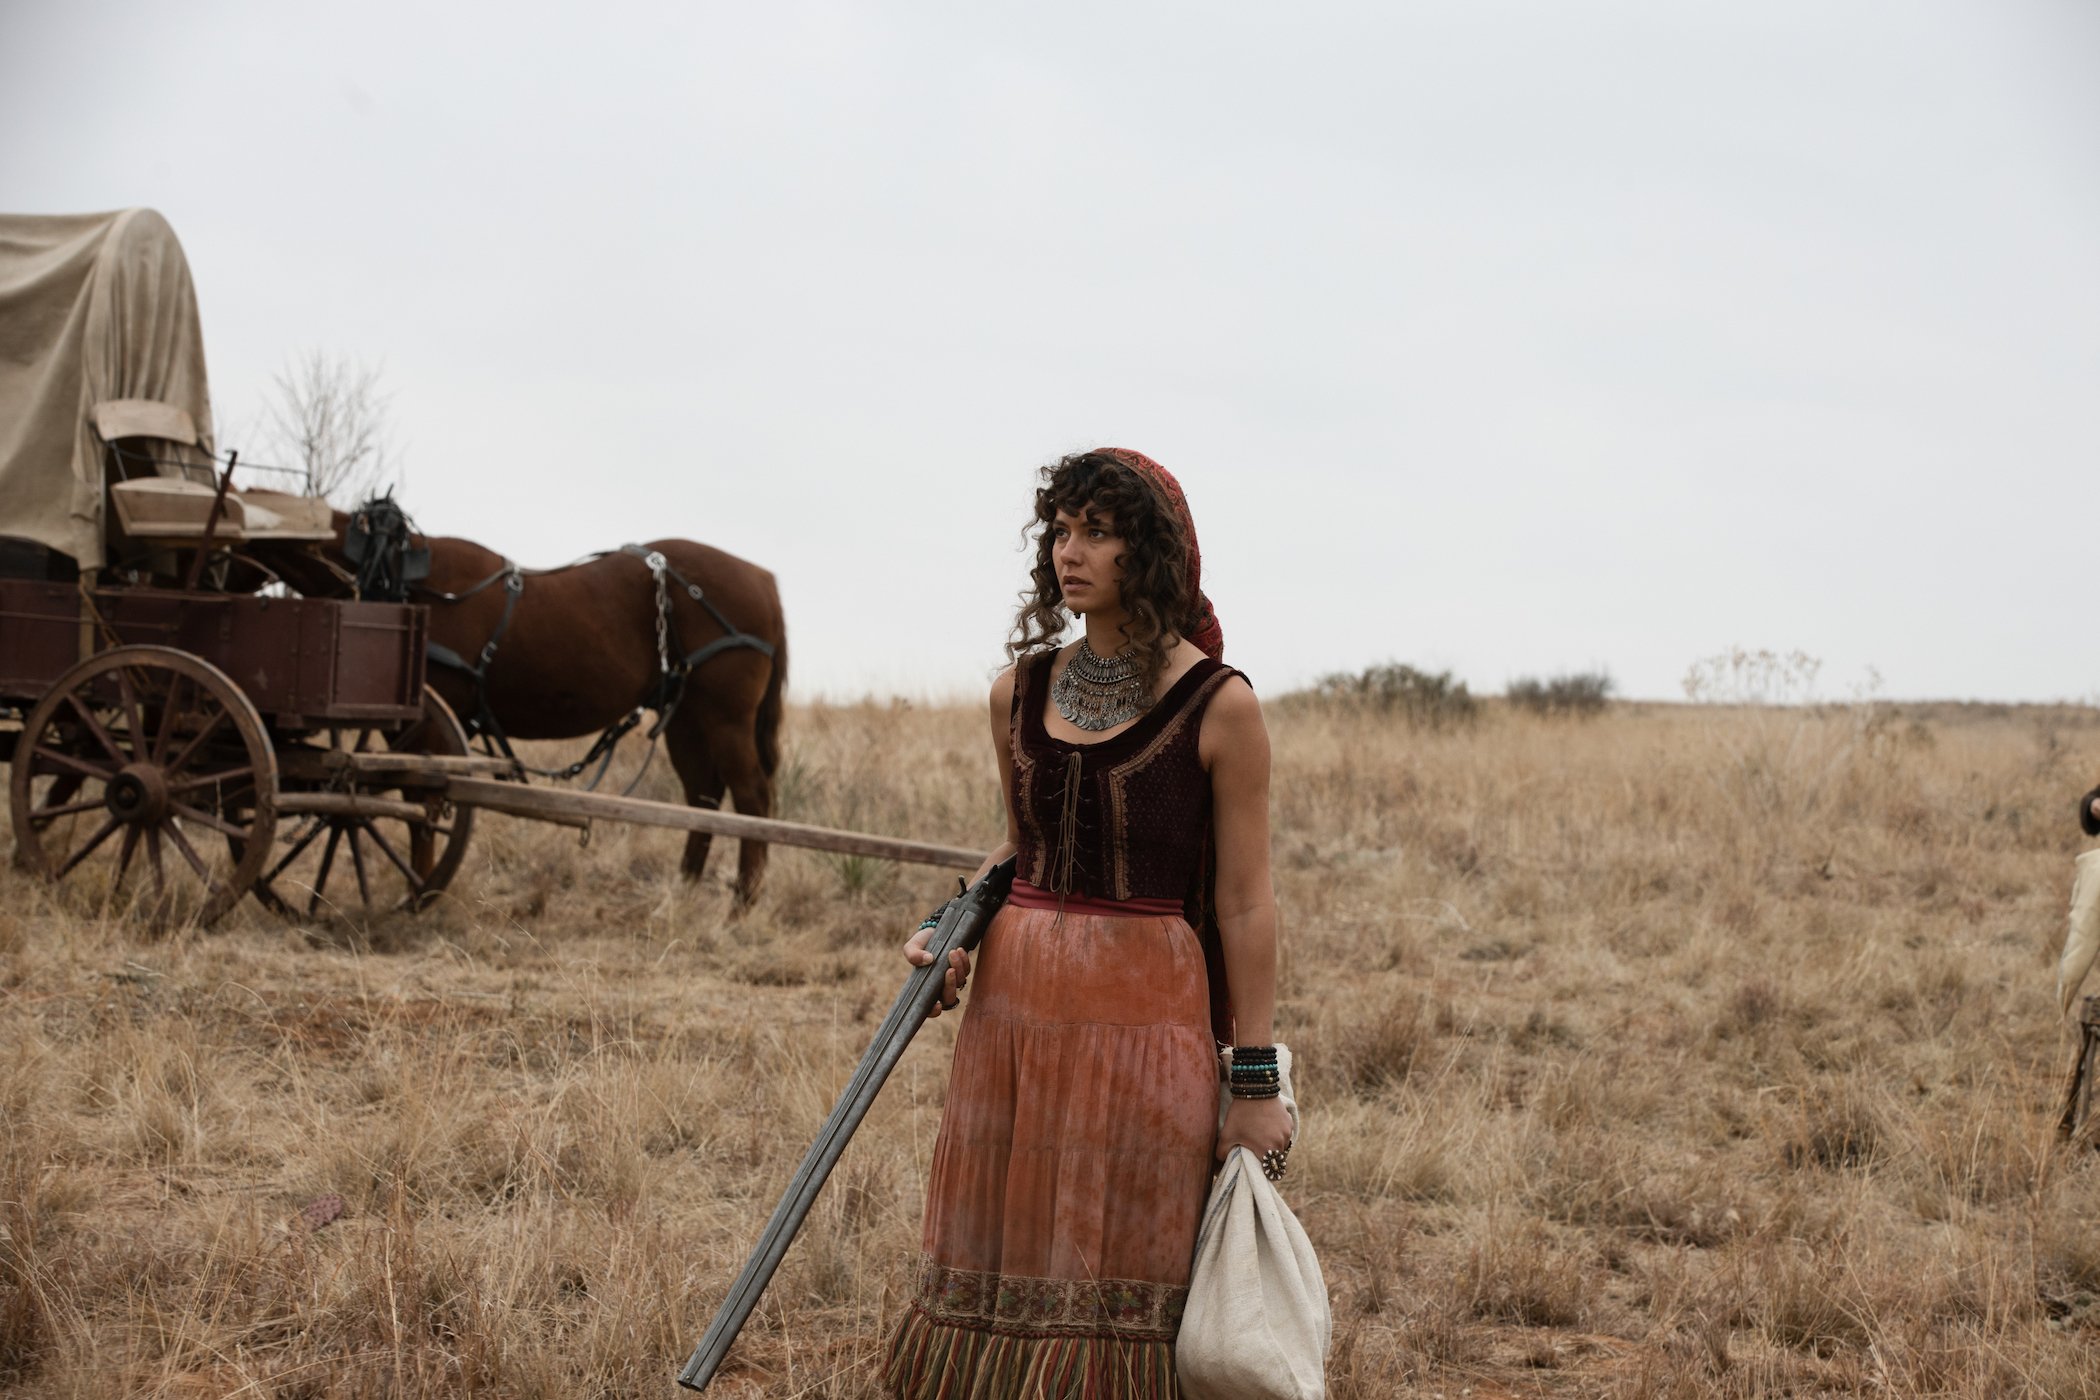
[[1051, 749, 1083, 920]]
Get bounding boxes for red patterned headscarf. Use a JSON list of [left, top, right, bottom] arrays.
[[1093, 448, 1224, 660]]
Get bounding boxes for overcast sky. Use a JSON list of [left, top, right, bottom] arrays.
[[5, 2, 2096, 702]]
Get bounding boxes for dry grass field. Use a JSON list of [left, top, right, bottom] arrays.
[[7, 684, 2100, 1397]]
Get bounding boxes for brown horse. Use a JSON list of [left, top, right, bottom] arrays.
[[264, 504, 787, 903]]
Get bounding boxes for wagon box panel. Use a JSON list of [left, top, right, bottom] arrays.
[[177, 597, 425, 724], [0, 579, 83, 705], [0, 581, 424, 725], [303, 601, 426, 721]]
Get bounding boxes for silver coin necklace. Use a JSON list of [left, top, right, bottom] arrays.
[[1052, 637, 1148, 731]]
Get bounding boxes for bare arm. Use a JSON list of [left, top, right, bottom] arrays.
[[906, 667, 1021, 1015], [1201, 677, 1294, 1158], [977, 664, 1023, 878]]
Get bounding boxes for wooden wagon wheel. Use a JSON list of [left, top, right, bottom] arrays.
[[9, 645, 278, 928], [259, 691, 476, 917]]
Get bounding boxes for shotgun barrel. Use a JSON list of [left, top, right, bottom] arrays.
[[676, 856, 1016, 1391]]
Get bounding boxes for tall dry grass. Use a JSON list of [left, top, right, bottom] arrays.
[[4, 692, 2100, 1396]]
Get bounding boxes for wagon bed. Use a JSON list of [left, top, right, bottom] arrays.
[[0, 580, 425, 731]]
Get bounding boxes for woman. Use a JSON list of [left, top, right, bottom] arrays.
[[887, 448, 1294, 1398]]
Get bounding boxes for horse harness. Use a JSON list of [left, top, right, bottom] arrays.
[[345, 503, 775, 785], [419, 562, 527, 759]]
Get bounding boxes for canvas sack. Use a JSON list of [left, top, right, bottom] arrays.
[[2061, 849, 2100, 1016], [1178, 1045, 1329, 1400]]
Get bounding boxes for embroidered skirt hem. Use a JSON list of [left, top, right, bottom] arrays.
[[886, 1303, 1178, 1400]]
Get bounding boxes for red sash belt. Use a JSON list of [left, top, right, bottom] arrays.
[[1007, 878, 1185, 920]]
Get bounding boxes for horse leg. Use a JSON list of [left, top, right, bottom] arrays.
[[707, 724, 773, 907], [665, 723, 727, 883]]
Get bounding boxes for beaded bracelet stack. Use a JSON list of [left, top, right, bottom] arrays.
[[1228, 1045, 1282, 1099]]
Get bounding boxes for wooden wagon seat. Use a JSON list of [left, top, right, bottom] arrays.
[[97, 399, 334, 543]]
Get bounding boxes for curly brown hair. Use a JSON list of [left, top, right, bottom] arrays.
[[1007, 450, 1193, 692]]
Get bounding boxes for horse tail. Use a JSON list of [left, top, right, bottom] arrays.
[[756, 580, 787, 780]]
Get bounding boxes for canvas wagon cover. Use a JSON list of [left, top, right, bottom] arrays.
[[0, 208, 214, 569]]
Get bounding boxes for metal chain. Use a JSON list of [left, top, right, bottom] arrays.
[[522, 708, 646, 782], [647, 550, 672, 676], [474, 545, 740, 790]]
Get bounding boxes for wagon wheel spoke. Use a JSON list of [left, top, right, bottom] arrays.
[[53, 817, 123, 880], [63, 694, 127, 766], [347, 824, 374, 906], [150, 673, 190, 764], [263, 820, 328, 887], [29, 794, 105, 823], [114, 667, 147, 752], [30, 745, 117, 784], [308, 825, 345, 919], [251, 820, 325, 917], [361, 820, 427, 895], [163, 822, 217, 886], [37, 772, 85, 810], [164, 703, 230, 781], [171, 765, 254, 796], [144, 826, 168, 905], [247, 822, 325, 919], [113, 824, 142, 891], [170, 800, 250, 841]]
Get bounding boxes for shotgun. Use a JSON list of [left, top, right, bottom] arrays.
[[676, 855, 1016, 1391]]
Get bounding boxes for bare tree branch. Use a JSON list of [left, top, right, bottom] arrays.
[[263, 351, 397, 505]]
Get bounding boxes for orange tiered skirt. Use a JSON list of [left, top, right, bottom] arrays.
[[885, 899, 1219, 1399]]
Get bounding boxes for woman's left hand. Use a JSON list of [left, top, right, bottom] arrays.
[[1217, 1095, 1294, 1162]]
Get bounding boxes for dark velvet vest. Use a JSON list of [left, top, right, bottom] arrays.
[[1009, 652, 1241, 906]]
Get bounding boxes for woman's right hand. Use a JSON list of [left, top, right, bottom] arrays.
[[904, 925, 972, 1018]]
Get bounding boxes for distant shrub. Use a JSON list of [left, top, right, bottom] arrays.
[[1311, 663, 1478, 729], [1505, 671, 1614, 718], [1681, 648, 1822, 706]]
